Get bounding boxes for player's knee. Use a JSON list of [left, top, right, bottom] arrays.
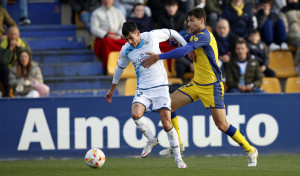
[[160, 117, 172, 131], [162, 121, 172, 131], [215, 122, 227, 132], [171, 104, 178, 112], [131, 112, 142, 120]]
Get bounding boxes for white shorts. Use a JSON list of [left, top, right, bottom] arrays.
[[132, 86, 171, 112]]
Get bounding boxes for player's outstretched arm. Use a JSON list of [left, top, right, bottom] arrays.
[[106, 64, 125, 103]]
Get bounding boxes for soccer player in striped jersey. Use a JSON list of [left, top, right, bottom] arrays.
[[142, 8, 258, 167], [105, 21, 187, 168]]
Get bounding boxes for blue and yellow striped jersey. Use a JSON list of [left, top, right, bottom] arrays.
[[185, 28, 222, 85]]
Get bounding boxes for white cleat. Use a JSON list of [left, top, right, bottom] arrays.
[[247, 147, 258, 167], [159, 144, 185, 156], [176, 158, 187, 168], [141, 138, 159, 158]]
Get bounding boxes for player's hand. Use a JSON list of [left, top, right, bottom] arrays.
[[105, 89, 114, 103], [142, 52, 159, 68], [188, 51, 196, 62], [171, 37, 181, 47], [189, 63, 194, 72]]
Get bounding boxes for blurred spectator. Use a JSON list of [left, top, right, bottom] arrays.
[[195, 0, 206, 8], [221, 0, 255, 38], [256, 0, 288, 51], [69, 0, 101, 33], [156, 0, 191, 81], [244, 0, 259, 13], [147, 0, 164, 24], [127, 3, 154, 33], [0, 26, 31, 97], [214, 19, 238, 74], [272, 0, 287, 14], [226, 38, 264, 93], [157, 0, 186, 35], [247, 29, 275, 77], [0, 0, 31, 25], [91, 0, 126, 73], [279, 0, 300, 68], [9, 50, 49, 98], [203, 0, 230, 31], [178, 0, 195, 14], [115, 0, 151, 17], [0, 6, 16, 41]]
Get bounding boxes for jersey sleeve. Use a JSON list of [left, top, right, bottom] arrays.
[[112, 48, 130, 84], [149, 29, 173, 43], [117, 47, 130, 69], [170, 33, 190, 46], [159, 32, 211, 59]]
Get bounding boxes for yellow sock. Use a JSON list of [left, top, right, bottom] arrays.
[[171, 116, 182, 146], [226, 124, 255, 153], [232, 130, 255, 153]]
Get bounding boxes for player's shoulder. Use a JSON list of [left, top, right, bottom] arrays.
[[192, 28, 211, 42], [147, 28, 169, 35], [195, 28, 210, 37], [120, 43, 131, 55], [140, 31, 150, 38], [121, 42, 130, 51]]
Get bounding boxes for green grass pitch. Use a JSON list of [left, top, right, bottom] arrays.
[[1, 155, 300, 176]]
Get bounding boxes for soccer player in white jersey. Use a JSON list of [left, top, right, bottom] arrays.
[[105, 21, 187, 168]]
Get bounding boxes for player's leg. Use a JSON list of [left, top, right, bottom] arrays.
[[210, 108, 258, 167], [158, 108, 187, 168], [159, 89, 193, 156], [131, 103, 158, 158], [171, 112, 184, 152]]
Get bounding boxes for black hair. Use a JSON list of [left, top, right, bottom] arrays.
[[249, 29, 260, 36], [122, 20, 138, 36], [187, 7, 206, 22], [132, 3, 144, 12], [236, 38, 248, 47]]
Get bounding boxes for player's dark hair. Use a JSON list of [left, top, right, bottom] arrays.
[[249, 29, 260, 36], [163, 0, 178, 6], [187, 7, 206, 22], [122, 20, 138, 36]]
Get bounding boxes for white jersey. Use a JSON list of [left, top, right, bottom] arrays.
[[118, 29, 171, 89]]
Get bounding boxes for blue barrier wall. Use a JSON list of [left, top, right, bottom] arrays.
[[0, 94, 299, 159]]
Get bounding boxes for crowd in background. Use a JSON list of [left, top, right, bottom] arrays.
[[0, 0, 300, 97], [0, 2, 48, 98]]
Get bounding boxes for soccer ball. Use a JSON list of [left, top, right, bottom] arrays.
[[85, 148, 106, 168]]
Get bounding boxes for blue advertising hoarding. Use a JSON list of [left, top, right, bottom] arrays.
[[0, 94, 299, 159]]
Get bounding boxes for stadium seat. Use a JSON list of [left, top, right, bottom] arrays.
[[107, 51, 136, 78], [285, 77, 300, 93], [124, 78, 137, 96], [261, 77, 282, 93], [269, 51, 298, 78], [163, 59, 173, 77], [124, 78, 183, 96]]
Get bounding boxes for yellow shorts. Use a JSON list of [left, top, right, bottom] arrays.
[[178, 81, 225, 109]]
